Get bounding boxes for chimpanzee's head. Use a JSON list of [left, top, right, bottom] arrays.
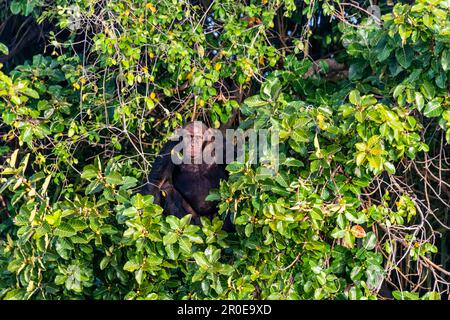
[[183, 121, 208, 161]]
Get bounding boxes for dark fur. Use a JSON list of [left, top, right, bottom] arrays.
[[142, 129, 234, 231]]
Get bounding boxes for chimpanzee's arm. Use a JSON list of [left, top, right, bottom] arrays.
[[142, 138, 199, 218], [141, 139, 179, 201], [149, 140, 180, 184]]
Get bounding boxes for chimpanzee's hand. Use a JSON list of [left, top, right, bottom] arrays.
[[161, 183, 199, 220]]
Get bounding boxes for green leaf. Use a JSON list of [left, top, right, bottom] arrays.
[[165, 244, 179, 260], [105, 171, 123, 185], [261, 78, 281, 101], [193, 252, 210, 269], [362, 232, 377, 250], [21, 88, 40, 99], [355, 152, 366, 166], [10, 95, 21, 105], [420, 80, 435, 100], [9, 149, 19, 168], [123, 260, 140, 272], [10, 1, 21, 15], [24, 1, 36, 16], [166, 215, 181, 229], [135, 269, 144, 285], [392, 290, 419, 300], [392, 86, 404, 103], [283, 158, 303, 167], [54, 223, 77, 238], [421, 292, 440, 300], [366, 265, 384, 290], [244, 95, 267, 107], [3, 289, 25, 300], [121, 176, 138, 190], [81, 165, 98, 179], [21, 126, 33, 145], [349, 90, 361, 105], [384, 161, 396, 174], [226, 162, 244, 173], [360, 95, 377, 107], [2, 111, 16, 125], [330, 228, 346, 239], [85, 180, 103, 195], [350, 266, 363, 281], [291, 128, 309, 143], [244, 223, 253, 237], [123, 206, 138, 217], [205, 193, 221, 202], [422, 14, 433, 27], [0, 42, 9, 55], [69, 219, 88, 232], [423, 100, 443, 118], [179, 237, 192, 254], [441, 50, 450, 71], [367, 155, 382, 170], [415, 92, 425, 111], [395, 47, 413, 69], [143, 253, 163, 268], [163, 232, 178, 245], [100, 257, 110, 270]]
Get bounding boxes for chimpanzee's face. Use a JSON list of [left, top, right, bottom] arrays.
[[184, 122, 207, 160], [190, 132, 204, 158]]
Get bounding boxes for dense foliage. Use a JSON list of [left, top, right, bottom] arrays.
[[0, 0, 449, 300]]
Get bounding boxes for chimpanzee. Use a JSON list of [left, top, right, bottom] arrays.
[[142, 121, 234, 231]]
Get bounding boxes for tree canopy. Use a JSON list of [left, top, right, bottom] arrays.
[[0, 0, 449, 300]]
